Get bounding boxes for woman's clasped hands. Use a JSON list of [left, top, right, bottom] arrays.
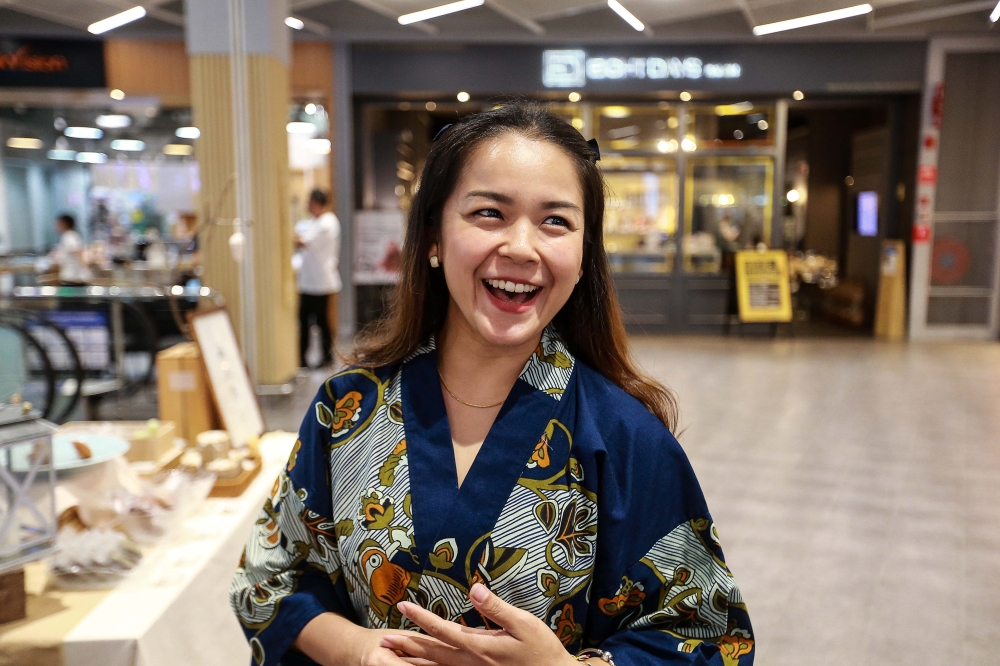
[[380, 583, 580, 666]]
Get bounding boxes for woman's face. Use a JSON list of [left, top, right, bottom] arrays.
[[434, 133, 585, 348]]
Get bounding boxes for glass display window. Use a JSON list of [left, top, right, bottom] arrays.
[[691, 103, 774, 149], [593, 105, 679, 154], [601, 157, 678, 274], [684, 157, 773, 273]]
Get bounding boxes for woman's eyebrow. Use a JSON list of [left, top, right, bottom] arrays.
[[541, 200, 582, 213], [466, 190, 514, 205], [466, 190, 582, 213]]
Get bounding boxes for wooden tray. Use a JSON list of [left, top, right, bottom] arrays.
[[208, 453, 262, 498]]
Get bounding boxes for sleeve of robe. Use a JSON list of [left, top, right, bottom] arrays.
[[230, 384, 357, 666], [581, 378, 755, 666]]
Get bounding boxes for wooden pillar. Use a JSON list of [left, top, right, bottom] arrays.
[[187, 0, 297, 385]]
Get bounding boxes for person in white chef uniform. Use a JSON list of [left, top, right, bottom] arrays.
[[293, 189, 341, 369]]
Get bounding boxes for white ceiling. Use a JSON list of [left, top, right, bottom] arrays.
[[0, 0, 997, 41]]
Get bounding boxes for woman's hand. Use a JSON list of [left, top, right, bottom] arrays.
[[294, 612, 443, 666], [352, 627, 443, 666], [379, 583, 579, 666]]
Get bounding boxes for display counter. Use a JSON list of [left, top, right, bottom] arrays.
[[0, 432, 294, 666]]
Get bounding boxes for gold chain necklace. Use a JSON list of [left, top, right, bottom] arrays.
[[438, 371, 505, 409]]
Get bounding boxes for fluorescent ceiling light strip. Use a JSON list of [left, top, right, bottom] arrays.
[[607, 0, 644, 31], [991, 0, 999, 22], [88, 6, 146, 34], [65, 127, 103, 139], [753, 3, 872, 35], [398, 0, 484, 25], [7, 138, 43, 149], [285, 16, 304, 30]]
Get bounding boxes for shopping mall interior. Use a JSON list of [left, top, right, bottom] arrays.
[[0, 1, 999, 665]]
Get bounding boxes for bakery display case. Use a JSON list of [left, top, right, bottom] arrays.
[[602, 157, 679, 274], [684, 157, 774, 273]]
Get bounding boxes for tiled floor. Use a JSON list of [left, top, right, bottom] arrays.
[[261, 336, 1000, 665]]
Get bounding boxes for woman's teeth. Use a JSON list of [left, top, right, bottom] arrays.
[[486, 279, 539, 294]]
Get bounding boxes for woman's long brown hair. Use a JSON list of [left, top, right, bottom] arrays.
[[349, 102, 679, 432]]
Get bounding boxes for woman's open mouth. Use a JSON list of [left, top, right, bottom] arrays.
[[482, 278, 542, 311]]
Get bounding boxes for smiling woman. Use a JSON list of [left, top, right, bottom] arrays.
[[230, 103, 754, 666]]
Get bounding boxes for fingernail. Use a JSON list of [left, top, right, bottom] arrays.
[[397, 601, 411, 615], [380, 636, 398, 647], [470, 583, 489, 604]]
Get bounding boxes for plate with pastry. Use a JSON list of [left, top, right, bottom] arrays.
[[6, 433, 130, 474]]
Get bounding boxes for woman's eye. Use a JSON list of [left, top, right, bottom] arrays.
[[474, 208, 502, 219], [543, 216, 571, 228]]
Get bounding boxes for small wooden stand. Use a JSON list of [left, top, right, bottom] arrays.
[[0, 568, 27, 624], [208, 453, 262, 498]]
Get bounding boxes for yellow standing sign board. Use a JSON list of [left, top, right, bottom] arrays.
[[734, 250, 793, 323]]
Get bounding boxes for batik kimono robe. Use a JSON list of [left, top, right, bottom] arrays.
[[231, 328, 754, 666]]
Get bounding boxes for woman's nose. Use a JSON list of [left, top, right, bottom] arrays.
[[498, 217, 538, 263]]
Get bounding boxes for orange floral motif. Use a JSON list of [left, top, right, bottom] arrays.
[[550, 603, 582, 646], [331, 391, 363, 434], [718, 630, 754, 664], [598, 576, 646, 616], [529, 433, 551, 468]]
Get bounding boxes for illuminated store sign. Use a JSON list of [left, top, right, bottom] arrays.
[[0, 39, 105, 88], [542, 49, 741, 88]]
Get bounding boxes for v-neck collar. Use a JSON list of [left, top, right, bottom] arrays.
[[401, 326, 575, 577]]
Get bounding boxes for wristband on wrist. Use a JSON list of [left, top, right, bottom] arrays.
[[576, 648, 616, 665]]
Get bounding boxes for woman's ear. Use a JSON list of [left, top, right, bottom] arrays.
[[428, 242, 439, 260]]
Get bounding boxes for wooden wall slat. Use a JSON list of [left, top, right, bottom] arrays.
[[105, 40, 192, 106]]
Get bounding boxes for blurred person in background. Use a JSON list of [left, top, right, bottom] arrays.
[[232, 104, 753, 666], [295, 188, 341, 369], [49, 214, 92, 285]]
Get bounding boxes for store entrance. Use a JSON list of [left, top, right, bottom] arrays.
[[783, 97, 920, 336]]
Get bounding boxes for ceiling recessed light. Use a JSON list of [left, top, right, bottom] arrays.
[[7, 137, 43, 150], [285, 16, 304, 30], [97, 114, 131, 129], [88, 6, 146, 34], [111, 139, 145, 152], [65, 127, 103, 139], [176, 127, 201, 139], [286, 121, 316, 135], [304, 103, 317, 115], [425, 101, 437, 111], [568, 92, 581, 102], [793, 90, 805, 101], [164, 144, 194, 156], [456, 91, 470, 102], [110, 89, 125, 101]]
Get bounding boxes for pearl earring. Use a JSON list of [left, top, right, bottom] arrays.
[[429, 256, 440, 268]]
